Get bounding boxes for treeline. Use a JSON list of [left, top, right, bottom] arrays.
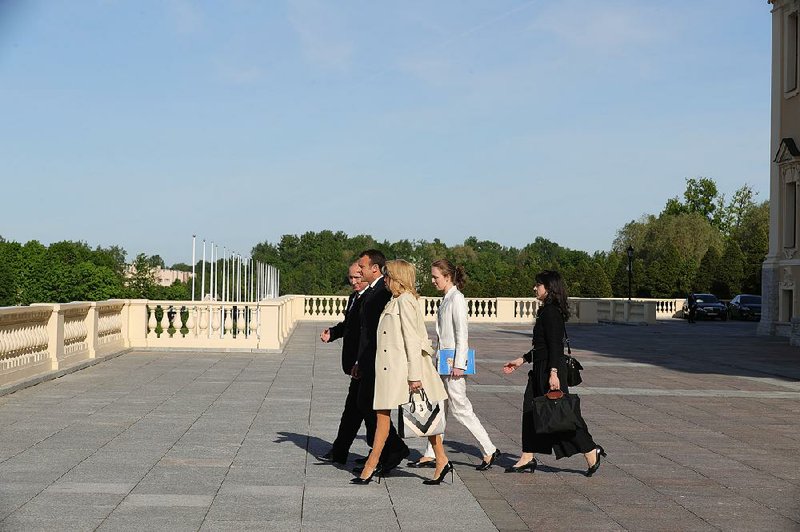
[[0, 239, 191, 306], [614, 178, 768, 299], [0, 178, 769, 305], [252, 233, 616, 298], [252, 178, 768, 300]]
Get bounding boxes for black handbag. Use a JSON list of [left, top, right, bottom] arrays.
[[531, 390, 581, 434], [563, 328, 583, 387]]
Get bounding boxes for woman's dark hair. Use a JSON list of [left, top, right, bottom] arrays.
[[431, 259, 467, 290], [535, 270, 571, 320]]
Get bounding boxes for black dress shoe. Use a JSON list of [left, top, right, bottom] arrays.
[[505, 459, 537, 473], [317, 451, 346, 465], [476, 449, 501, 471], [586, 446, 606, 477], [407, 458, 436, 468]]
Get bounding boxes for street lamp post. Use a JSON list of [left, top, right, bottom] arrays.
[[626, 245, 634, 301]]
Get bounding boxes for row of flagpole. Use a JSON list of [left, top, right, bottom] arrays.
[[191, 235, 279, 303]]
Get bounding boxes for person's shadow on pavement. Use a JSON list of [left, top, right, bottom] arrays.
[[275, 431, 332, 459], [275, 431, 362, 471]]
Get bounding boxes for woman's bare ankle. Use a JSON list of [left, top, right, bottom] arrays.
[[514, 453, 534, 466]]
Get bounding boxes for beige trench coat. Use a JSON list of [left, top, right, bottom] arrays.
[[373, 292, 447, 410]]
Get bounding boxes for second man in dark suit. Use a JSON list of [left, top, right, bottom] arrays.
[[318, 262, 368, 464]]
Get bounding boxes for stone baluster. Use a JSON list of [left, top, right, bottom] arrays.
[[224, 306, 233, 338], [236, 305, 247, 338], [147, 306, 158, 338], [211, 306, 221, 338], [249, 306, 259, 339], [185, 306, 195, 337], [157, 305, 168, 338], [170, 306, 183, 338], [211, 305, 222, 338], [199, 306, 209, 338]]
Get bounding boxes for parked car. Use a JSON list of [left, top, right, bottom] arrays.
[[727, 294, 762, 321], [683, 293, 728, 321]]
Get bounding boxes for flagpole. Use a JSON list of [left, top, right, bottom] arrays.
[[191, 235, 196, 302]]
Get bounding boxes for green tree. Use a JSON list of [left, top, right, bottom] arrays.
[[661, 177, 728, 231], [719, 184, 757, 234], [694, 247, 722, 293], [69, 262, 123, 301], [93, 245, 127, 276], [17, 241, 50, 305], [717, 240, 745, 299], [730, 200, 769, 294], [170, 262, 193, 272], [0, 241, 22, 305], [126, 253, 157, 298], [569, 259, 612, 297], [148, 255, 166, 269], [645, 243, 683, 297]]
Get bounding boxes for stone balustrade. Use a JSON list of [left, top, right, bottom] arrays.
[[300, 295, 677, 323], [0, 295, 678, 391]]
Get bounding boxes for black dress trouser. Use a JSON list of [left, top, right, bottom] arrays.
[[357, 370, 408, 459], [330, 378, 364, 462]]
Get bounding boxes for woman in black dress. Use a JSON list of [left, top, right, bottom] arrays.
[[502, 270, 605, 476]]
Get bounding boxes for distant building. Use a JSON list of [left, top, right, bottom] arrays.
[[763, 0, 800, 344], [125, 266, 192, 287], [153, 268, 192, 287]]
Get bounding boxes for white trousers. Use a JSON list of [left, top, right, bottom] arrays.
[[424, 375, 497, 458]]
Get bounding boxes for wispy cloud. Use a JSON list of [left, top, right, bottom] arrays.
[[168, 0, 204, 35], [214, 61, 265, 85], [531, 1, 665, 53], [287, 0, 353, 71]]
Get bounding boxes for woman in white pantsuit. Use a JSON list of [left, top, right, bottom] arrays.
[[407, 259, 501, 471]]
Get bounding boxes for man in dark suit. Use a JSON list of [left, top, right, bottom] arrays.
[[318, 263, 368, 465], [353, 249, 410, 474]]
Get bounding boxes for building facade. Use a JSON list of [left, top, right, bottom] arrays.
[[762, 0, 800, 343]]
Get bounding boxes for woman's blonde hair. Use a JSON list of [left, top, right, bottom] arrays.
[[384, 259, 418, 298]]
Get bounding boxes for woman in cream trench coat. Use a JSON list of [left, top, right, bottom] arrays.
[[373, 292, 447, 409], [352, 259, 452, 486]]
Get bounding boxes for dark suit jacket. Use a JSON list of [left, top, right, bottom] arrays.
[[356, 277, 392, 375], [328, 291, 363, 375], [523, 303, 565, 369]]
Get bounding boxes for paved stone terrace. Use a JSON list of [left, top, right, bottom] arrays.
[[0, 319, 798, 531]]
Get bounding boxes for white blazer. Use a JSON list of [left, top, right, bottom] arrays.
[[435, 286, 469, 370]]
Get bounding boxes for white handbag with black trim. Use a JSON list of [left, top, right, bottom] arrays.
[[397, 389, 446, 438]]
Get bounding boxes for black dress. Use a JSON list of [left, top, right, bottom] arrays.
[[521, 302, 596, 458]]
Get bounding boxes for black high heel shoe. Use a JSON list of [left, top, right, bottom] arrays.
[[350, 465, 382, 485], [586, 446, 607, 477], [476, 449, 501, 471], [422, 462, 454, 485], [505, 458, 537, 473], [407, 458, 436, 468]]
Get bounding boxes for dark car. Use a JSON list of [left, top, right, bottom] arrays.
[[684, 293, 728, 321], [727, 294, 762, 321]]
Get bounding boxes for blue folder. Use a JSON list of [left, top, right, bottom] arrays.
[[436, 348, 476, 375]]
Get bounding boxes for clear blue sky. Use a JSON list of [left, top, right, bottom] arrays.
[[1, 0, 770, 266]]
